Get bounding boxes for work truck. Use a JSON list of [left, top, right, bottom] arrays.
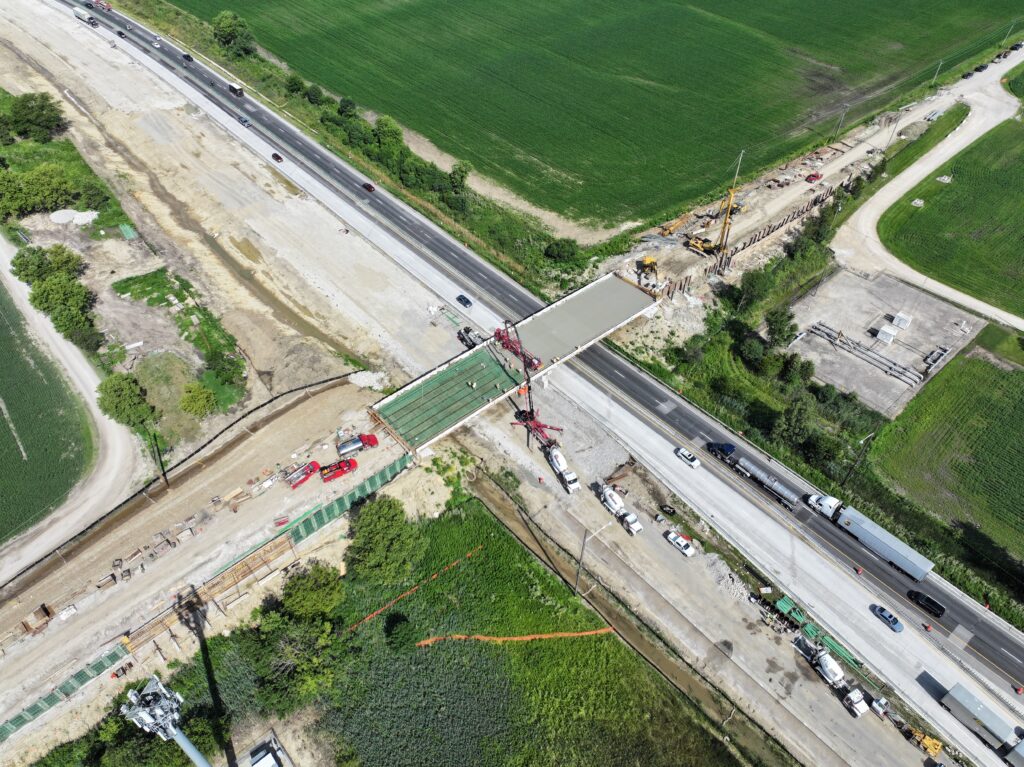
[[336, 432, 378, 459], [73, 7, 98, 25], [546, 446, 580, 494]]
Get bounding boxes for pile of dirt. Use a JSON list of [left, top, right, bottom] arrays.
[[704, 554, 749, 601]]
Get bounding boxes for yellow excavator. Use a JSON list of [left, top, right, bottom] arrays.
[[688, 151, 744, 257], [636, 255, 658, 280], [659, 212, 692, 236]]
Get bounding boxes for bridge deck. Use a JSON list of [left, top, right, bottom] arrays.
[[374, 275, 656, 451]]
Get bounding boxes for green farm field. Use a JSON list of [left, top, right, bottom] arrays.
[[870, 327, 1024, 559], [0, 280, 93, 543], [166, 0, 1020, 224], [878, 119, 1024, 317]]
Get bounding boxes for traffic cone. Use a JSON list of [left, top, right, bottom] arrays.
[[855, 566, 863, 575], [925, 624, 932, 632], [1017, 687, 1023, 696]]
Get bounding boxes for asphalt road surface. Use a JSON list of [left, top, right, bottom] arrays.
[[66, 1, 1024, 694]]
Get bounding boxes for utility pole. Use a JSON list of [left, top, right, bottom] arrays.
[[930, 59, 943, 87], [1002, 21, 1016, 47], [573, 520, 613, 596], [840, 432, 876, 488], [883, 114, 902, 152], [830, 103, 850, 143], [121, 676, 212, 767]]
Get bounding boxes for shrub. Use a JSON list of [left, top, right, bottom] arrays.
[[179, 381, 218, 418], [543, 237, 580, 262], [97, 373, 156, 430]]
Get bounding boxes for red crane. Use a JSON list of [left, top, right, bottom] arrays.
[[502, 321, 561, 448], [495, 321, 542, 371]]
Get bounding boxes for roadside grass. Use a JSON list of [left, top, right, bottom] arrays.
[[0, 88, 130, 238], [877, 118, 1024, 316], [162, 0, 1019, 225], [870, 327, 1024, 560], [0, 280, 93, 544], [34, 499, 747, 767], [112, 268, 245, 409], [134, 352, 201, 446]]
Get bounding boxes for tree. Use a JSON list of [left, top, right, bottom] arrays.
[[211, 11, 255, 57], [204, 348, 244, 385], [765, 306, 797, 348], [337, 96, 357, 118], [345, 496, 417, 582], [738, 268, 773, 308], [738, 337, 764, 367], [305, 84, 324, 105], [45, 244, 84, 277], [772, 397, 814, 445], [29, 271, 91, 317], [10, 246, 52, 285], [449, 161, 472, 194], [179, 381, 218, 418], [18, 162, 78, 213], [97, 373, 156, 430], [8, 93, 66, 143], [543, 238, 580, 263], [281, 561, 346, 619], [284, 73, 305, 95]]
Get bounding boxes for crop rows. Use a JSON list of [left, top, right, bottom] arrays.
[[879, 119, 1024, 316], [871, 354, 1024, 558], [168, 0, 1020, 224], [0, 282, 91, 543]]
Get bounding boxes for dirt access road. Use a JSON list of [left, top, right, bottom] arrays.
[[833, 49, 1024, 332], [0, 237, 145, 586]]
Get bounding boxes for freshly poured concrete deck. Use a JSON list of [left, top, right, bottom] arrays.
[[374, 275, 655, 450]]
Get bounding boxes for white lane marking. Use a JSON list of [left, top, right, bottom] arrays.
[[1001, 647, 1024, 663]]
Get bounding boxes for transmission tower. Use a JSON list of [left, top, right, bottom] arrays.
[[121, 675, 212, 767]]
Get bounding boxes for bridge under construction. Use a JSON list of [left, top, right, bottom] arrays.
[[372, 274, 656, 451]]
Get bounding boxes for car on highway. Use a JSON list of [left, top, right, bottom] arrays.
[[674, 446, 701, 469], [238, 116, 253, 128], [456, 294, 473, 309], [271, 152, 283, 163], [665, 530, 696, 557], [116, 30, 126, 38], [872, 605, 904, 633], [152, 37, 162, 48], [319, 459, 357, 483], [620, 512, 643, 536], [908, 591, 946, 619], [806, 172, 822, 183], [362, 182, 375, 192], [182, 53, 194, 62]]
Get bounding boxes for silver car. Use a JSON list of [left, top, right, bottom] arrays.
[[873, 606, 904, 633]]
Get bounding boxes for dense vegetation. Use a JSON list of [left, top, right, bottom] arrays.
[[0, 280, 92, 544], [33, 497, 750, 767], [0, 89, 130, 238], [878, 118, 1024, 316], [871, 328, 1024, 561], [164, 0, 1018, 224]]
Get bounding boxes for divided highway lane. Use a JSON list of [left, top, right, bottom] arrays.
[[67, 0, 1024, 696]]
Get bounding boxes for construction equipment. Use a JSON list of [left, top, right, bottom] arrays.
[[636, 256, 658, 280], [907, 728, 943, 758], [495, 320, 541, 371], [688, 150, 744, 257], [507, 322, 562, 448], [659, 212, 692, 236]]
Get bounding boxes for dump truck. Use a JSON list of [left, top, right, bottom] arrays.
[[807, 494, 934, 581], [336, 433, 378, 459], [546, 446, 580, 494], [73, 7, 98, 25]]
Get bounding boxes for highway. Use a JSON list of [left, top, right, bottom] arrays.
[[67, 0, 1024, 700]]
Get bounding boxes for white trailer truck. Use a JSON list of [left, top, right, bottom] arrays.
[[73, 7, 98, 25]]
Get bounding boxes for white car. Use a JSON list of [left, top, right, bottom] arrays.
[[620, 512, 643, 536], [601, 486, 624, 516], [674, 446, 701, 469], [665, 530, 696, 557], [152, 36, 162, 48]]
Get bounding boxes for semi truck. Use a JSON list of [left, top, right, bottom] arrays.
[[600, 486, 643, 534], [545, 446, 580, 494], [336, 432, 379, 459], [807, 494, 934, 581], [941, 683, 1018, 753], [73, 7, 98, 25], [813, 648, 845, 688], [706, 443, 802, 510]]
